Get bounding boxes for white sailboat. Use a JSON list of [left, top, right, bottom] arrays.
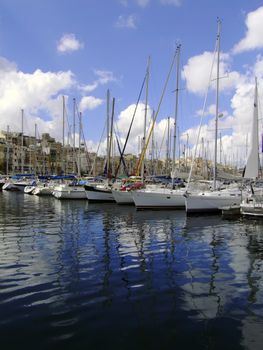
[[132, 45, 186, 209], [33, 183, 53, 196], [240, 78, 263, 216], [52, 183, 87, 199], [185, 19, 243, 213], [85, 92, 115, 202]]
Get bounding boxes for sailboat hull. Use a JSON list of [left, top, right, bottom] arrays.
[[132, 188, 185, 209], [85, 185, 115, 202], [53, 185, 87, 199], [112, 190, 134, 204], [185, 191, 242, 213]]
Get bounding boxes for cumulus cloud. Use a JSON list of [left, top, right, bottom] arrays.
[[113, 102, 176, 158], [0, 56, 76, 141], [115, 14, 137, 29], [182, 51, 241, 95], [57, 33, 84, 53], [80, 70, 117, 93], [233, 6, 263, 54], [181, 68, 262, 167], [79, 96, 103, 112]]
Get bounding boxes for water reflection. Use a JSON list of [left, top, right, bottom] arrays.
[[0, 192, 263, 349]]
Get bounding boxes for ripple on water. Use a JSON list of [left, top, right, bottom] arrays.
[[1, 193, 263, 349]]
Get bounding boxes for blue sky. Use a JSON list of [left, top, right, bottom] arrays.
[[0, 0, 263, 164]]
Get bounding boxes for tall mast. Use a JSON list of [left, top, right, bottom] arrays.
[[21, 109, 24, 173], [62, 95, 65, 174], [151, 110, 155, 175], [108, 97, 115, 179], [78, 111, 82, 177], [213, 18, 221, 190], [141, 56, 150, 181], [34, 124, 37, 175], [73, 98, 76, 174], [172, 44, 181, 188], [166, 116, 170, 174], [106, 90, 110, 175], [6, 125, 9, 175]]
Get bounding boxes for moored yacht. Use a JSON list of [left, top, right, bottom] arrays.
[[132, 185, 185, 209], [53, 183, 87, 199], [240, 195, 263, 217], [84, 183, 115, 202], [184, 185, 243, 213]]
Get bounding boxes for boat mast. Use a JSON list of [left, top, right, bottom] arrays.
[[106, 89, 111, 177], [34, 124, 37, 175], [73, 97, 76, 174], [21, 109, 24, 173], [6, 125, 9, 175], [166, 116, 170, 174], [213, 18, 221, 190], [78, 111, 82, 177], [62, 95, 65, 174], [141, 56, 150, 182], [172, 44, 181, 188], [108, 98, 115, 179]]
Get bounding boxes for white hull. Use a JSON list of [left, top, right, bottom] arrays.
[[86, 190, 114, 202], [112, 190, 134, 204], [2, 182, 19, 191], [85, 185, 114, 202], [33, 186, 53, 196], [185, 190, 242, 213], [13, 182, 30, 191], [241, 197, 263, 217], [53, 185, 87, 199], [241, 204, 263, 217], [24, 185, 36, 194], [132, 188, 185, 209]]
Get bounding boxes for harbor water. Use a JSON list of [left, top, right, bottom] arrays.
[[0, 191, 263, 350]]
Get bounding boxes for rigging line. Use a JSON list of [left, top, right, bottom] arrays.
[[185, 32, 218, 191], [114, 129, 129, 176], [135, 48, 178, 176], [74, 100, 92, 168], [114, 72, 147, 179], [90, 117, 107, 176], [113, 121, 124, 151]]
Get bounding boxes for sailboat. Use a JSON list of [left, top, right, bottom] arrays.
[[184, 19, 243, 213], [85, 91, 115, 202], [53, 100, 88, 200], [240, 78, 263, 216], [132, 45, 186, 209], [112, 57, 150, 205]]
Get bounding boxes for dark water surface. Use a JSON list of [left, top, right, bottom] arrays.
[[0, 191, 263, 350]]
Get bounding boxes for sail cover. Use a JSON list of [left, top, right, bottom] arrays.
[[244, 81, 259, 179]]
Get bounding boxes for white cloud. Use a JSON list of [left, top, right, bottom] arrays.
[[233, 6, 263, 54], [95, 70, 117, 84], [160, 0, 181, 6], [57, 33, 84, 53], [113, 102, 177, 158], [79, 70, 117, 93], [0, 56, 75, 141], [180, 63, 263, 167], [79, 96, 103, 112], [115, 14, 137, 29], [80, 82, 98, 93], [182, 51, 241, 95]]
